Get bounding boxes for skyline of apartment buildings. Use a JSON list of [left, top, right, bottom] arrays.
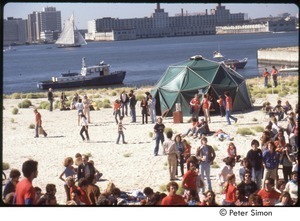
[[3, 3, 297, 45]]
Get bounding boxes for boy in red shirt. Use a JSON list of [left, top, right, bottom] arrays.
[[161, 181, 186, 206]]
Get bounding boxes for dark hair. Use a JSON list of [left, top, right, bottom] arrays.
[[166, 130, 173, 139], [72, 189, 81, 196], [251, 139, 259, 147], [248, 193, 263, 206], [9, 169, 21, 179], [223, 156, 235, 166], [265, 177, 275, 186], [78, 178, 89, 187], [45, 184, 56, 195], [22, 160, 38, 178], [166, 181, 179, 192], [34, 186, 42, 192], [111, 188, 121, 197], [143, 187, 154, 196]]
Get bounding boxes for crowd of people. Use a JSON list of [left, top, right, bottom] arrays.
[[2, 86, 299, 206]]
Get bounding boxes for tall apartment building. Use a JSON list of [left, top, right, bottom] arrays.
[[87, 3, 246, 41], [27, 12, 40, 43], [3, 17, 27, 45], [27, 6, 62, 43]]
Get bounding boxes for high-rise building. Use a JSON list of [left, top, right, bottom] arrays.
[[40, 7, 61, 32], [27, 12, 40, 43], [87, 3, 246, 41], [26, 6, 62, 43], [3, 17, 27, 45]]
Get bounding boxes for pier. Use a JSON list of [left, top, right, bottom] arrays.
[[257, 46, 299, 66]]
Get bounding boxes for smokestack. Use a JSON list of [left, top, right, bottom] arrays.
[[157, 3, 160, 10], [181, 8, 183, 16], [206, 9, 207, 15]]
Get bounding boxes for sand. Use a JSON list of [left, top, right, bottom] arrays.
[[2, 91, 298, 205]]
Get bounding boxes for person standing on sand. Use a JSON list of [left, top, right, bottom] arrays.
[[116, 116, 127, 144], [224, 91, 238, 125], [153, 117, 165, 156], [83, 95, 91, 123], [271, 66, 278, 87], [13, 160, 38, 205], [79, 113, 90, 142], [163, 130, 179, 181], [34, 109, 47, 138], [196, 136, 216, 193], [120, 90, 129, 117], [190, 93, 201, 121], [47, 88, 54, 111], [263, 68, 270, 87], [113, 99, 122, 124], [128, 90, 137, 123]]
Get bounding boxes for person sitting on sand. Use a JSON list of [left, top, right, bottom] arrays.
[[161, 181, 186, 206], [273, 100, 284, 121], [88, 160, 103, 182], [193, 117, 210, 139], [213, 129, 233, 141], [227, 142, 241, 162], [183, 117, 199, 137]]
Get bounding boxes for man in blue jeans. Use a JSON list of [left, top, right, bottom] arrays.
[[153, 117, 165, 156], [224, 91, 238, 125], [196, 137, 216, 193]]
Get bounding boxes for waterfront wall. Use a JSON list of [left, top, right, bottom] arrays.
[[257, 46, 299, 66]]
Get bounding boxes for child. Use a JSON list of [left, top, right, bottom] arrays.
[[116, 116, 127, 144], [114, 99, 122, 124], [80, 114, 90, 142], [227, 142, 241, 162]]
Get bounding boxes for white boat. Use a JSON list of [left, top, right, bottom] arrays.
[[279, 66, 298, 73], [213, 51, 224, 59], [55, 14, 87, 48], [3, 45, 16, 52]]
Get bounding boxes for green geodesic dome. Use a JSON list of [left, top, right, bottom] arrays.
[[151, 55, 252, 117]]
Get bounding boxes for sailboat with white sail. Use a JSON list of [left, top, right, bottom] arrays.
[[55, 13, 87, 48]]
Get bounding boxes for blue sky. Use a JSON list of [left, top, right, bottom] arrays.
[[3, 2, 299, 29]]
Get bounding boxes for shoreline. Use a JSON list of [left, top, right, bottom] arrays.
[[2, 76, 298, 205]]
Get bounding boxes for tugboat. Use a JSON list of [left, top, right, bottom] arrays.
[[213, 51, 248, 69], [37, 57, 126, 90]]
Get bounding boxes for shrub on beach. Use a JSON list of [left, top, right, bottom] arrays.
[[11, 118, 15, 123], [18, 99, 32, 108], [29, 124, 35, 129], [211, 162, 220, 169], [102, 103, 112, 108], [12, 107, 19, 115], [236, 128, 255, 136], [149, 131, 153, 138], [123, 152, 132, 158], [164, 127, 173, 135], [159, 184, 167, 192], [26, 93, 47, 99], [11, 93, 22, 99], [2, 162, 10, 170], [252, 126, 264, 132], [39, 101, 49, 110]]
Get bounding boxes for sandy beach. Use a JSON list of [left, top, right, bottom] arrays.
[[2, 88, 298, 205]]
